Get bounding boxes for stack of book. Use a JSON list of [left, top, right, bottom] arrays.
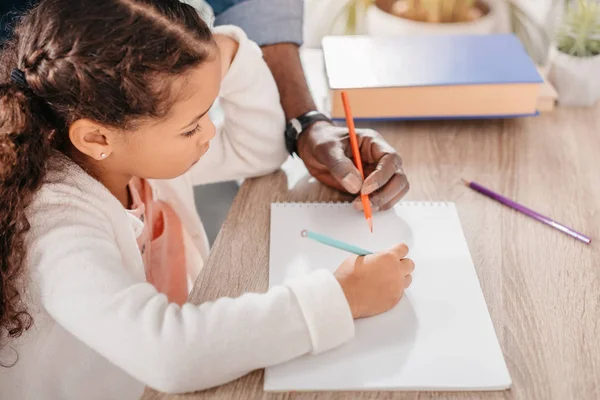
[[321, 34, 545, 121]]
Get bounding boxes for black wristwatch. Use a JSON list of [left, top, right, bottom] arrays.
[[284, 111, 331, 156]]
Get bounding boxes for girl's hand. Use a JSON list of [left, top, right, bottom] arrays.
[[334, 243, 414, 319], [214, 34, 239, 80]]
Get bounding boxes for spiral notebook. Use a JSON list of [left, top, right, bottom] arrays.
[[265, 202, 511, 392]]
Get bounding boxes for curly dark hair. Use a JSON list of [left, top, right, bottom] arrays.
[[0, 0, 214, 364]]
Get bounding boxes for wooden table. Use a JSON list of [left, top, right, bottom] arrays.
[[142, 105, 600, 400]]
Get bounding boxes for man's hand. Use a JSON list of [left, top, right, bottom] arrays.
[[262, 43, 409, 211], [297, 121, 409, 212]]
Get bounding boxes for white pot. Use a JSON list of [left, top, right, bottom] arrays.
[[365, 0, 498, 36], [548, 47, 600, 107]]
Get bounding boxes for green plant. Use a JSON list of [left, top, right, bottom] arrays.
[[556, 0, 600, 56], [511, 0, 600, 62]]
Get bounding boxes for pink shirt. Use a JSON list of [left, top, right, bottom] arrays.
[[128, 177, 189, 305]]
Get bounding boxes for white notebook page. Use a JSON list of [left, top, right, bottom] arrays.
[[265, 202, 511, 392]]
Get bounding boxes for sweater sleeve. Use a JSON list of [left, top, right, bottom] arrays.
[[28, 193, 354, 393], [188, 25, 290, 186]]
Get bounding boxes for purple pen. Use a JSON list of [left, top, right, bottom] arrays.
[[463, 179, 591, 244]]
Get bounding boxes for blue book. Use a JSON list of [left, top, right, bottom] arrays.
[[321, 34, 543, 121]]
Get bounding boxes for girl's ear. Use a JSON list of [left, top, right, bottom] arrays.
[[69, 119, 116, 161]]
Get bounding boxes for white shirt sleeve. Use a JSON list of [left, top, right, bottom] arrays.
[[189, 25, 290, 186], [28, 192, 354, 393]]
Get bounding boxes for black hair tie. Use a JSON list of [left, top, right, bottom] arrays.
[[10, 68, 28, 88], [9, 67, 64, 131]]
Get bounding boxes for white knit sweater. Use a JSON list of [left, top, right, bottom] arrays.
[[0, 26, 355, 400]]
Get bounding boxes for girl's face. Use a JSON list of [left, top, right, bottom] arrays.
[[104, 57, 222, 180]]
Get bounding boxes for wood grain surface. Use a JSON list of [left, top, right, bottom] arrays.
[[142, 105, 600, 400]]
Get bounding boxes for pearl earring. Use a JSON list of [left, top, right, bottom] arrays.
[[100, 153, 107, 159]]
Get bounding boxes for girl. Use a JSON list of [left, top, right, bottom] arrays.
[[0, 0, 415, 398]]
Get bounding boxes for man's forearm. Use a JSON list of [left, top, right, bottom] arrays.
[[208, 0, 308, 119], [261, 43, 317, 121]]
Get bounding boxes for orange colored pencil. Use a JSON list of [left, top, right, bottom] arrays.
[[341, 91, 373, 233]]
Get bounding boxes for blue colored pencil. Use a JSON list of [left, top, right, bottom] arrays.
[[301, 229, 373, 256]]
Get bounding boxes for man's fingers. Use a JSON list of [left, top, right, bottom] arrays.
[[362, 153, 404, 195], [371, 173, 410, 211], [353, 173, 409, 212], [315, 142, 362, 193]]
